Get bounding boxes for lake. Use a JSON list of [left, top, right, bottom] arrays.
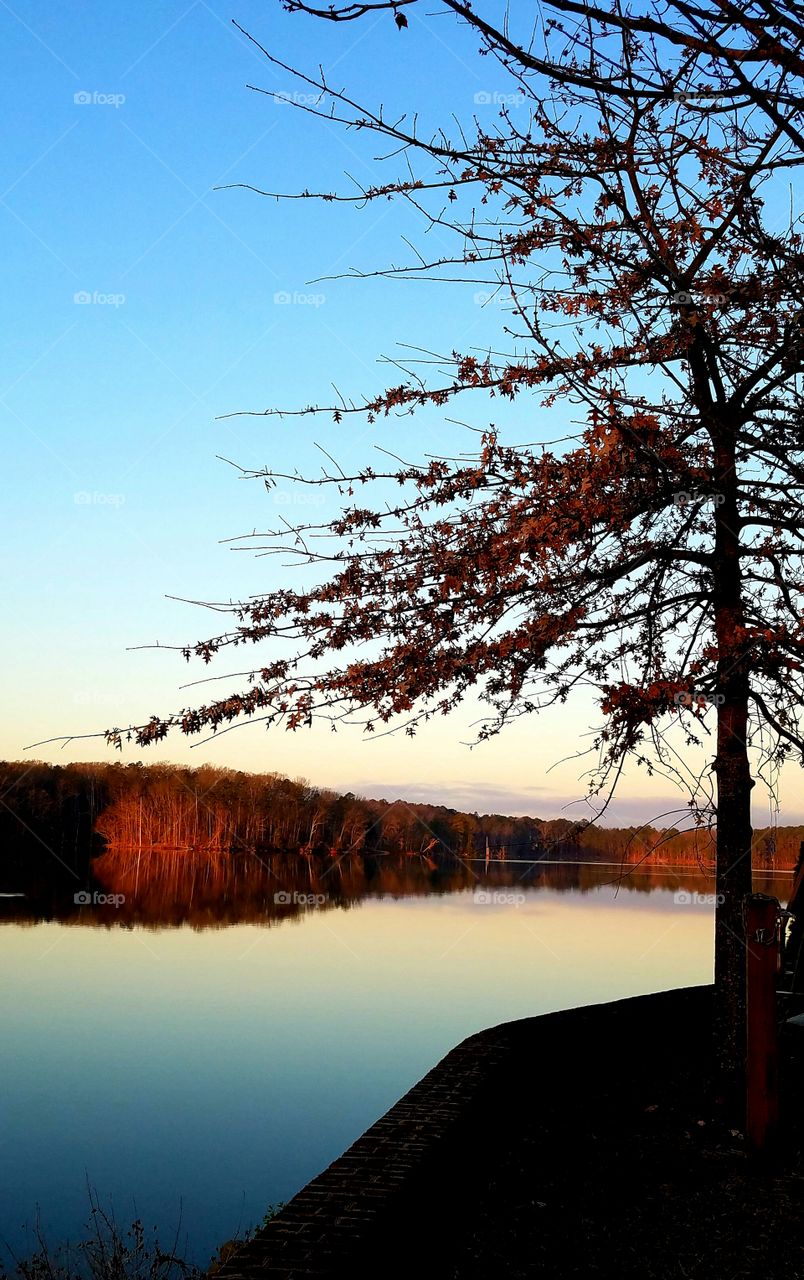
[[0, 855, 791, 1268]]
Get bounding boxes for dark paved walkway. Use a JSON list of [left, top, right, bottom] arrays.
[[214, 987, 716, 1279]]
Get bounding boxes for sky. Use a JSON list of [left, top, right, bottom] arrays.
[[3, 0, 802, 828]]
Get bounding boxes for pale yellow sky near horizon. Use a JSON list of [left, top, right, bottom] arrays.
[[10, 679, 804, 829]]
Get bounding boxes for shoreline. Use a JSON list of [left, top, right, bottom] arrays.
[[213, 985, 804, 1279]]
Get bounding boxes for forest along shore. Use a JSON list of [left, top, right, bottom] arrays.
[[1, 761, 796, 902]]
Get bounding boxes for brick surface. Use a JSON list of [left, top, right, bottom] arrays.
[[211, 987, 711, 1280]]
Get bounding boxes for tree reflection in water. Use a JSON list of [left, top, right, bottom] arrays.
[[1, 849, 792, 930]]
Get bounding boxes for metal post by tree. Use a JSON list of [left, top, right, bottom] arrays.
[[745, 893, 780, 1158]]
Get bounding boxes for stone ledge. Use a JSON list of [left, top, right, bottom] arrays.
[[212, 986, 711, 1280]]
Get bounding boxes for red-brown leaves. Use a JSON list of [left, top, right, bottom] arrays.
[[100, 4, 804, 791]]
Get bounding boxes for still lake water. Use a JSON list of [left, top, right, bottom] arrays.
[[0, 856, 790, 1267]]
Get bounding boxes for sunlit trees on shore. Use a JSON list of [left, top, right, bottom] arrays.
[[7, 761, 797, 873]]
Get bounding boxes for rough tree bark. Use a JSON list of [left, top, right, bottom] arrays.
[[712, 426, 754, 1107]]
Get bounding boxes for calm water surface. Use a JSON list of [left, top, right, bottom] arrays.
[[0, 857, 789, 1266]]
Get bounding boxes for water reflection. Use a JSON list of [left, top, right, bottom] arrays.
[[0, 851, 792, 1270], [0, 848, 792, 928]]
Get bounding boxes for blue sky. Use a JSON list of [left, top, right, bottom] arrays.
[[2, 0, 801, 828]]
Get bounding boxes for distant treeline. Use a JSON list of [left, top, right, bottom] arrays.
[[0, 760, 799, 891]]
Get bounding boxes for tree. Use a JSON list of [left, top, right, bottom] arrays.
[[106, 3, 804, 1116], [280, 0, 804, 148]]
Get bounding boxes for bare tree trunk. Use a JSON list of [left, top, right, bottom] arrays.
[[712, 433, 754, 1118], [713, 691, 753, 1110]]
